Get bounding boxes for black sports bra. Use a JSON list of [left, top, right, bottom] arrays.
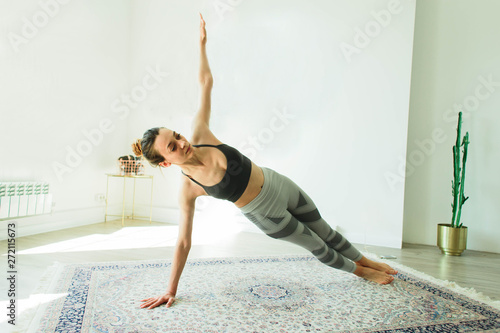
[[181, 144, 252, 203]]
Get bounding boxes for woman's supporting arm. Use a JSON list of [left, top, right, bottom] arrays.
[[140, 181, 201, 309], [163, 192, 196, 298]]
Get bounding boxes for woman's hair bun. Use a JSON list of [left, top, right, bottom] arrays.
[[131, 139, 143, 157]]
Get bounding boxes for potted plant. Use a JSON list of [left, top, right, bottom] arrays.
[[437, 111, 470, 256]]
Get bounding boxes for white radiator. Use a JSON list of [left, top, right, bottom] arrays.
[[0, 182, 52, 219]]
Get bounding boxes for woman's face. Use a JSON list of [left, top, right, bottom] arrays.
[[154, 128, 193, 166]]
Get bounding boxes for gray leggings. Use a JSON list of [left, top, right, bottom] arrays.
[[240, 167, 363, 273]]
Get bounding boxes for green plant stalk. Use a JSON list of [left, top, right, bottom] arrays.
[[451, 112, 462, 227], [456, 132, 470, 228], [451, 146, 459, 227]]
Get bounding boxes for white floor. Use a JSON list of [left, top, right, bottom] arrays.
[[1, 218, 499, 330]]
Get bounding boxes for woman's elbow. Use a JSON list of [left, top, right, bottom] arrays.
[[177, 240, 191, 251], [199, 75, 213, 86]]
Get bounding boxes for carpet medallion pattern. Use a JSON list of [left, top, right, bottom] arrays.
[[23, 255, 500, 332]]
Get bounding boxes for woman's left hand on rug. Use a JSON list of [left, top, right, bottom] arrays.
[[140, 293, 175, 309]]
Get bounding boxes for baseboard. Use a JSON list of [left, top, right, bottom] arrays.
[[0, 205, 181, 240], [0, 206, 402, 250], [340, 231, 402, 249], [0, 206, 106, 240]]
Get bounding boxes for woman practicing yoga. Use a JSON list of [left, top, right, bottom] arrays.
[[137, 14, 397, 310]]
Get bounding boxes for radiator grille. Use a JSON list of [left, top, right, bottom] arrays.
[[0, 182, 52, 219]]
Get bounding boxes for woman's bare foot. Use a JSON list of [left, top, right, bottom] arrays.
[[355, 256, 398, 275], [353, 265, 394, 285]]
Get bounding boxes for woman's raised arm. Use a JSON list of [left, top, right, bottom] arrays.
[[195, 13, 213, 127]]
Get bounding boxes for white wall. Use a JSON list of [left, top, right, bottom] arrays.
[[403, 0, 500, 253], [1, 0, 416, 249], [128, 0, 416, 248], [0, 0, 131, 235], [2, 0, 497, 254]]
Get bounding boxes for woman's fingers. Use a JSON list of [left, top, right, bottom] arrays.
[[139, 295, 175, 309], [199, 13, 205, 27], [199, 13, 207, 44], [139, 297, 155, 303], [141, 299, 155, 306], [140, 301, 152, 308], [166, 297, 175, 308], [149, 298, 165, 309], [139, 297, 157, 308]]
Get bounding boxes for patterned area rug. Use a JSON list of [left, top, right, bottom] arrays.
[[19, 254, 500, 332]]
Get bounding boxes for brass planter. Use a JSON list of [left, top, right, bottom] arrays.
[[437, 224, 468, 256]]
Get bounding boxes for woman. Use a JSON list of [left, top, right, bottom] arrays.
[[136, 14, 397, 310]]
